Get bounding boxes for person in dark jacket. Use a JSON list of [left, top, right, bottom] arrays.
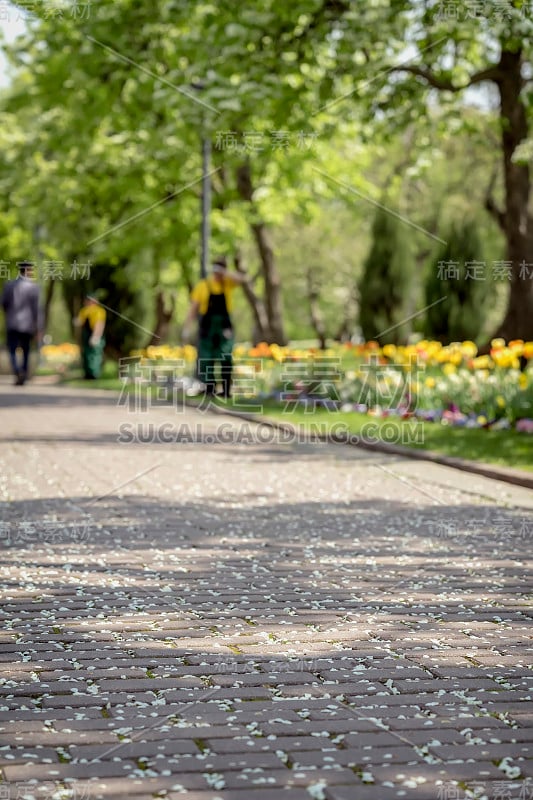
[[1, 261, 42, 385], [183, 258, 246, 397]]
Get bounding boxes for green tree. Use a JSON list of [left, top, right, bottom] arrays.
[[424, 220, 490, 344], [1, 0, 330, 345], [5, 0, 530, 349], [358, 206, 413, 344], [304, 0, 533, 340]]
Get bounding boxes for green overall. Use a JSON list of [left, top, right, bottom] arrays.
[[197, 290, 234, 396], [81, 320, 105, 379]]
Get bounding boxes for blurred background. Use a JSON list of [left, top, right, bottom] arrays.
[[3, 0, 531, 351]]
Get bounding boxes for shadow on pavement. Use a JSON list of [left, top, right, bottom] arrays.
[[0, 496, 531, 797]]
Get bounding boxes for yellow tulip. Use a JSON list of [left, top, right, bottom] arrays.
[[472, 355, 492, 370], [183, 345, 197, 362], [492, 348, 518, 369], [461, 341, 477, 357]]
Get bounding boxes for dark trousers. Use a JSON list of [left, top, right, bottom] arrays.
[[6, 329, 32, 377], [197, 318, 234, 397], [81, 327, 105, 379]]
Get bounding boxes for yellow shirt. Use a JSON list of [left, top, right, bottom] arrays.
[[78, 304, 106, 331], [191, 276, 237, 316]]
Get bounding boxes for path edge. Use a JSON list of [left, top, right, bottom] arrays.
[[198, 402, 533, 491]]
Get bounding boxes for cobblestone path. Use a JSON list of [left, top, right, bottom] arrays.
[[1, 384, 532, 800]]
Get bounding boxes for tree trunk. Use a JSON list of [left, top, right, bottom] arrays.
[[492, 46, 533, 341], [307, 268, 327, 349], [233, 252, 269, 344], [212, 159, 273, 343], [43, 279, 55, 332], [236, 161, 287, 344], [334, 318, 350, 343], [147, 248, 176, 345], [334, 287, 357, 342], [250, 222, 287, 344], [148, 288, 176, 345]]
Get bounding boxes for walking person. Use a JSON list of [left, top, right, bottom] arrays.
[[183, 258, 246, 398], [1, 260, 42, 386], [74, 294, 106, 380]]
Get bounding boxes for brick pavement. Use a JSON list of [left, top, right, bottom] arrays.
[[0, 382, 532, 800]]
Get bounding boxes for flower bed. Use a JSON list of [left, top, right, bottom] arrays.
[[249, 339, 533, 432], [39, 342, 80, 373], [48, 338, 533, 433]]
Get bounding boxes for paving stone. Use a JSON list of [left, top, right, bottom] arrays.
[[428, 741, 533, 760], [325, 785, 437, 799], [1, 383, 532, 798], [369, 759, 504, 782], [169, 790, 312, 800], [292, 745, 422, 768], [220, 766, 357, 789]]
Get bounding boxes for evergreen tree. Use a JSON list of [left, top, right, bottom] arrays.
[[424, 220, 489, 343], [358, 206, 413, 345]]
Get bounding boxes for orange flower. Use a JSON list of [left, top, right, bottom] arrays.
[[508, 339, 524, 355], [523, 342, 533, 359], [255, 341, 272, 357]]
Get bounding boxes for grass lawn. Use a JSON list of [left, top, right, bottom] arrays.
[[261, 403, 533, 473], [58, 370, 533, 473]]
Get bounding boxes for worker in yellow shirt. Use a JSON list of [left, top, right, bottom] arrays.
[[74, 294, 106, 380], [183, 258, 246, 397]]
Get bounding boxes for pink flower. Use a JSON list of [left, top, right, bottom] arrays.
[[516, 418, 533, 434]]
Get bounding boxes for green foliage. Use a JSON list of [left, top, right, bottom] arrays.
[[1, 0, 532, 346], [358, 206, 413, 345], [424, 219, 490, 343], [273, 203, 366, 341]]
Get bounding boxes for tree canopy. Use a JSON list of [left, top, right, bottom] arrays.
[[1, 0, 531, 349]]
